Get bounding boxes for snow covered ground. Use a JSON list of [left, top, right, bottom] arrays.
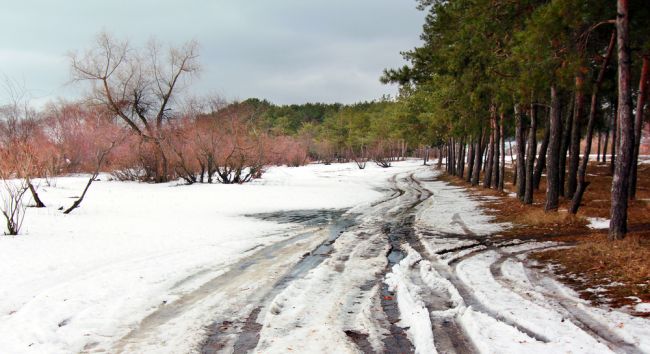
[[0, 161, 419, 354], [2, 160, 649, 354]]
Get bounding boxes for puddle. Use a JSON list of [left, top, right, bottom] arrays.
[[247, 208, 348, 226]]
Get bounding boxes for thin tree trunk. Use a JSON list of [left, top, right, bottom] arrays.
[[559, 95, 574, 197], [27, 179, 46, 208], [596, 132, 602, 163], [437, 146, 443, 168], [483, 112, 495, 188], [568, 74, 586, 198], [515, 104, 527, 199], [570, 31, 616, 214], [471, 128, 484, 186], [64, 144, 115, 214], [629, 55, 649, 200], [499, 113, 506, 191], [460, 141, 466, 178], [609, 0, 633, 240], [534, 108, 551, 190], [456, 140, 463, 177], [466, 136, 475, 183], [524, 104, 537, 204], [603, 123, 610, 163], [490, 114, 501, 189], [610, 98, 618, 175], [546, 86, 562, 211]]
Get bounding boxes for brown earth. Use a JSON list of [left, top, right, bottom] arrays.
[[439, 162, 650, 317]]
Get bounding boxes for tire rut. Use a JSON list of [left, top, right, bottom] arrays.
[[492, 250, 643, 354], [380, 173, 478, 354]]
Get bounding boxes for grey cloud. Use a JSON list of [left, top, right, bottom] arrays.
[[0, 0, 424, 105]]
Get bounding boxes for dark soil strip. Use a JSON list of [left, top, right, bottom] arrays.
[[345, 330, 376, 354]]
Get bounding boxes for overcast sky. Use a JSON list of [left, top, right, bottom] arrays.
[[0, 0, 425, 106]]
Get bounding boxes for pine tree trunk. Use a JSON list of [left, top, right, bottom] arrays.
[[559, 95, 574, 197], [456, 139, 465, 178], [450, 139, 456, 175], [610, 98, 618, 175], [492, 113, 501, 189], [471, 129, 484, 186], [546, 86, 562, 211], [467, 136, 475, 183], [571, 31, 616, 214], [610, 0, 633, 240], [568, 75, 586, 198], [524, 104, 537, 204], [596, 132, 602, 163], [603, 124, 610, 163], [629, 55, 649, 200], [499, 113, 506, 191], [515, 104, 527, 199], [483, 112, 495, 188]]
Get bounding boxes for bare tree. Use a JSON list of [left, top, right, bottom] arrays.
[[0, 148, 31, 235], [0, 77, 48, 207], [70, 32, 200, 182], [63, 118, 125, 214]]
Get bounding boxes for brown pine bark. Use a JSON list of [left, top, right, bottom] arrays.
[[603, 121, 610, 163], [609, 0, 633, 240], [466, 136, 475, 183], [559, 95, 574, 197], [492, 113, 501, 189], [596, 132, 602, 163], [499, 113, 505, 191], [515, 104, 526, 199], [568, 74, 586, 198], [471, 128, 484, 186], [483, 111, 495, 188], [570, 31, 616, 214], [458, 140, 466, 178], [546, 86, 562, 211], [629, 55, 649, 200], [524, 104, 537, 204]]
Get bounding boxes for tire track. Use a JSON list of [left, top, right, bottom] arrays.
[[490, 250, 643, 354]]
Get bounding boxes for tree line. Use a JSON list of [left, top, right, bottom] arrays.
[[381, 0, 649, 240]]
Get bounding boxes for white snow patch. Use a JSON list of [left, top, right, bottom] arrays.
[[635, 303, 650, 313], [456, 251, 613, 353], [586, 217, 610, 229]]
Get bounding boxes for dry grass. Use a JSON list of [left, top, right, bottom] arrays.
[[532, 233, 650, 315], [441, 162, 650, 315]]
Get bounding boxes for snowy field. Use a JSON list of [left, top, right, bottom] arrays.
[[2, 160, 649, 354], [0, 161, 420, 353]]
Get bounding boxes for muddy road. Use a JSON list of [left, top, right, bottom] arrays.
[[109, 168, 647, 354]]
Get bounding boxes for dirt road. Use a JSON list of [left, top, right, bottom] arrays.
[[111, 168, 648, 354]]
